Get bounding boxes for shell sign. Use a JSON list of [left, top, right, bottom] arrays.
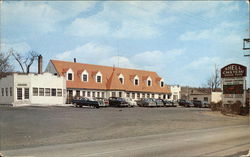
[[221, 64, 247, 78]]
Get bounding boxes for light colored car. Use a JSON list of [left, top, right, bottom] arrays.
[[124, 97, 137, 107]]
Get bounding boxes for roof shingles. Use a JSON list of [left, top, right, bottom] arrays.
[[51, 60, 170, 93]]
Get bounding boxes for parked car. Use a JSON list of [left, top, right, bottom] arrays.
[[155, 99, 165, 107], [124, 97, 137, 107], [192, 100, 203, 108], [108, 97, 129, 107], [94, 97, 109, 107], [159, 99, 176, 107], [137, 98, 157, 107], [72, 97, 100, 108], [178, 99, 194, 107]]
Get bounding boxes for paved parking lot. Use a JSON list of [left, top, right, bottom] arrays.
[[0, 106, 248, 150]]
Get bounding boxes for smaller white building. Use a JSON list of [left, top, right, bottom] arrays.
[[0, 73, 66, 106], [211, 92, 222, 103], [170, 85, 181, 101]]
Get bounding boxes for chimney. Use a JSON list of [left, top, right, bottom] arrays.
[[74, 58, 76, 63], [38, 55, 42, 74]]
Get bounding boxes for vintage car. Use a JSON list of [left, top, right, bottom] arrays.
[[108, 97, 129, 107], [94, 97, 109, 107], [72, 97, 100, 108], [155, 99, 165, 107], [178, 99, 194, 107], [124, 97, 137, 107], [137, 98, 157, 107]]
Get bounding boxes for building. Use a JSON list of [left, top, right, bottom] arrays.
[[169, 85, 181, 101], [0, 73, 66, 106], [211, 92, 222, 103], [45, 60, 170, 103], [189, 88, 211, 104]]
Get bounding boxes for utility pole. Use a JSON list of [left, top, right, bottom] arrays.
[[243, 0, 250, 57]]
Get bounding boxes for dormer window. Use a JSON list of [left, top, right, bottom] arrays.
[[161, 81, 164, 87], [134, 75, 139, 86], [95, 71, 102, 83], [146, 76, 152, 86], [66, 68, 74, 81], [119, 78, 123, 84], [68, 73, 72, 80], [81, 70, 89, 82], [97, 76, 101, 83], [118, 73, 124, 84], [135, 79, 139, 85], [83, 74, 88, 82], [148, 80, 151, 86]]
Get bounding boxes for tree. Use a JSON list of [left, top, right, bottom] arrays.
[[0, 51, 13, 73], [11, 49, 39, 74], [205, 65, 221, 92]]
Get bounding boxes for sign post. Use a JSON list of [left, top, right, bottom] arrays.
[[221, 64, 247, 107]]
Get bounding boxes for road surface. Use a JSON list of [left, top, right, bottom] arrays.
[[2, 124, 250, 157]]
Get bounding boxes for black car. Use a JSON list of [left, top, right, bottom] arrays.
[[137, 98, 157, 107], [72, 97, 100, 108], [108, 97, 129, 107], [159, 99, 175, 107], [178, 99, 194, 107], [192, 100, 203, 108]]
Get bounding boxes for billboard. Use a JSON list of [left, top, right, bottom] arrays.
[[223, 84, 244, 94], [221, 64, 247, 78]]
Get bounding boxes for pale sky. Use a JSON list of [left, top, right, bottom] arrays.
[[1, 1, 249, 87]]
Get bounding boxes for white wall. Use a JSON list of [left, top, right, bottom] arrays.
[[211, 92, 222, 103], [170, 85, 181, 101], [0, 75, 14, 104], [0, 73, 66, 106]]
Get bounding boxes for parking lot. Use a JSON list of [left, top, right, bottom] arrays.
[[0, 106, 248, 150]]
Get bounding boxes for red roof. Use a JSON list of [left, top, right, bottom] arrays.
[[51, 60, 170, 94]]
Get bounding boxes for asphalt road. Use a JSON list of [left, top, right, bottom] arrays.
[[0, 106, 249, 156], [2, 124, 250, 157]]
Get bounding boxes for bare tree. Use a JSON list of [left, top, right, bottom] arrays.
[[0, 51, 13, 73], [11, 49, 39, 73], [205, 65, 221, 92]]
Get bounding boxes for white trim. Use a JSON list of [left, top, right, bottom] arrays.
[[134, 75, 139, 86], [147, 76, 152, 86], [96, 71, 102, 83], [81, 70, 89, 82], [118, 73, 124, 84], [66, 68, 74, 81]]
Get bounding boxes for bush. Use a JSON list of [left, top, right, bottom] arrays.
[[211, 101, 222, 111]]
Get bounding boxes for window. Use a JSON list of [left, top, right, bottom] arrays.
[[102, 92, 105, 98], [119, 78, 123, 84], [76, 90, 80, 97], [137, 93, 140, 99], [126, 92, 130, 97], [1, 88, 4, 96], [10, 87, 12, 96], [45, 88, 50, 96], [24, 88, 29, 99], [87, 91, 90, 97], [135, 79, 139, 85], [204, 97, 208, 102], [83, 74, 88, 82], [132, 93, 135, 99], [57, 89, 62, 97], [97, 92, 100, 97], [112, 92, 116, 97], [147, 93, 150, 98], [147, 80, 151, 86], [17, 88, 22, 100], [142, 93, 145, 98], [119, 92, 122, 97], [82, 91, 86, 97], [161, 81, 164, 87], [5, 88, 8, 96], [68, 73, 73, 80], [152, 94, 154, 99], [97, 76, 101, 83], [33, 88, 38, 96], [51, 88, 56, 96], [163, 94, 166, 99], [39, 88, 44, 96], [92, 91, 95, 97]]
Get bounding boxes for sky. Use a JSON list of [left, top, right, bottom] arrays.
[[1, 1, 250, 87]]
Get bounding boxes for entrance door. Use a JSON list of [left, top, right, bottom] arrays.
[[17, 88, 22, 100], [67, 90, 73, 104]]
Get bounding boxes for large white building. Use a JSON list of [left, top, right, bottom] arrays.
[[169, 85, 181, 101], [0, 73, 66, 106]]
